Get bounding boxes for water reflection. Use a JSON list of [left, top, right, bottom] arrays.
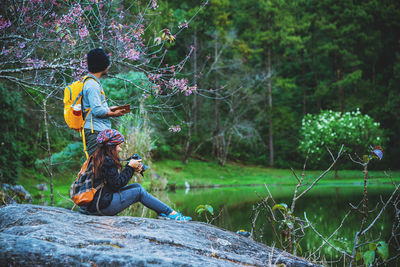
[[166, 184, 398, 265]]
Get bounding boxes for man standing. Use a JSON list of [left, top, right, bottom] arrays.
[[83, 48, 127, 156]]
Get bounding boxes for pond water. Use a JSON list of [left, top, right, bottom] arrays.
[[163, 183, 398, 266]]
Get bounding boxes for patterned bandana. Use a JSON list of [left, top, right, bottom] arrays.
[[96, 129, 125, 146]]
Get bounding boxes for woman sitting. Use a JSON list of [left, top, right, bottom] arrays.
[[81, 129, 191, 221]]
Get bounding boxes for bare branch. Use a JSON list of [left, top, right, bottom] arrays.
[[361, 183, 400, 235], [304, 212, 351, 257], [0, 64, 75, 74], [295, 145, 344, 201], [309, 211, 351, 258]]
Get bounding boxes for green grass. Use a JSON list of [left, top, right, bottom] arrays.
[[15, 159, 399, 207], [17, 167, 77, 208], [151, 159, 400, 188]]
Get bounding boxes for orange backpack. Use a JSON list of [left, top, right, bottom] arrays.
[[70, 156, 104, 210]]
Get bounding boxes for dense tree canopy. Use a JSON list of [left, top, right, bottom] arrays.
[[1, 0, 400, 183]]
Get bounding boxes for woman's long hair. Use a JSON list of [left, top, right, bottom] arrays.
[[92, 144, 122, 179]]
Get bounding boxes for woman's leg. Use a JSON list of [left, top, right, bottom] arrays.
[[100, 183, 173, 216]]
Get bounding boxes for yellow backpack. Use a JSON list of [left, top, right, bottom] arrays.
[[63, 76, 100, 158], [64, 76, 89, 130]]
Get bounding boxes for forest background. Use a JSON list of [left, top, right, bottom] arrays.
[[1, 0, 399, 185], [1, 0, 400, 265]]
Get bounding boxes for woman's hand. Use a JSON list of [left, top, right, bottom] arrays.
[[128, 159, 143, 173]]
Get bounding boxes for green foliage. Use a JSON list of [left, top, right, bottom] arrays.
[[299, 110, 384, 163], [359, 241, 389, 266], [118, 106, 155, 165], [195, 204, 214, 216], [34, 142, 83, 172], [102, 71, 154, 103], [376, 241, 389, 261], [195, 204, 215, 223], [0, 83, 25, 183], [363, 250, 375, 267], [272, 203, 288, 212], [271, 202, 305, 253]]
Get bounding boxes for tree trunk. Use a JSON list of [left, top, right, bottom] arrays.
[[312, 54, 321, 111], [183, 121, 191, 165], [349, 164, 369, 267], [337, 55, 344, 114], [221, 132, 232, 166], [301, 49, 306, 116], [212, 33, 220, 158], [193, 30, 198, 133], [43, 97, 53, 206], [267, 45, 274, 167], [334, 164, 338, 179], [182, 31, 198, 165]]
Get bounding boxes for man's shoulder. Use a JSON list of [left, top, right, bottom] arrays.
[[83, 77, 101, 91]]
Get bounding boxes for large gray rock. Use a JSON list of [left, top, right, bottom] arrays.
[[0, 204, 320, 266]]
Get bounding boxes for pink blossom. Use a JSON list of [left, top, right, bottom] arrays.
[[80, 59, 87, 71], [78, 25, 89, 40], [0, 16, 11, 30], [25, 58, 46, 68], [169, 78, 188, 92], [151, 0, 159, 10], [1, 47, 9, 56], [168, 125, 181, 133], [150, 74, 162, 80], [30, 0, 42, 4], [178, 21, 189, 29], [72, 4, 84, 16], [126, 49, 140, 60], [22, 7, 30, 14], [59, 4, 83, 25], [50, 0, 59, 6]]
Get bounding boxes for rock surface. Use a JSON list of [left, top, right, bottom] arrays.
[[0, 204, 320, 267]]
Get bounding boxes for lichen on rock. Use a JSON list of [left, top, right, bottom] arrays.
[[0, 204, 321, 266]]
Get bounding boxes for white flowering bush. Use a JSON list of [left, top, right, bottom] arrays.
[[299, 109, 384, 162]]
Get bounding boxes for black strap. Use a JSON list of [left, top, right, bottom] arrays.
[[96, 185, 106, 216]]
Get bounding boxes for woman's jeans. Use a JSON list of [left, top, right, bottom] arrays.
[[99, 183, 173, 216]]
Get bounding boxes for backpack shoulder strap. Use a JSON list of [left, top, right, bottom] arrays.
[[82, 74, 99, 85], [78, 155, 93, 177]]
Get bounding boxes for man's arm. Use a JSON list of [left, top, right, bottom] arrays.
[[86, 80, 109, 118], [86, 80, 126, 118]]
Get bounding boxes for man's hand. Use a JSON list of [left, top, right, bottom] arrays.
[[106, 108, 128, 117]]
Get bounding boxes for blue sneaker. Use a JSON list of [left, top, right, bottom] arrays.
[[159, 212, 192, 221]]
